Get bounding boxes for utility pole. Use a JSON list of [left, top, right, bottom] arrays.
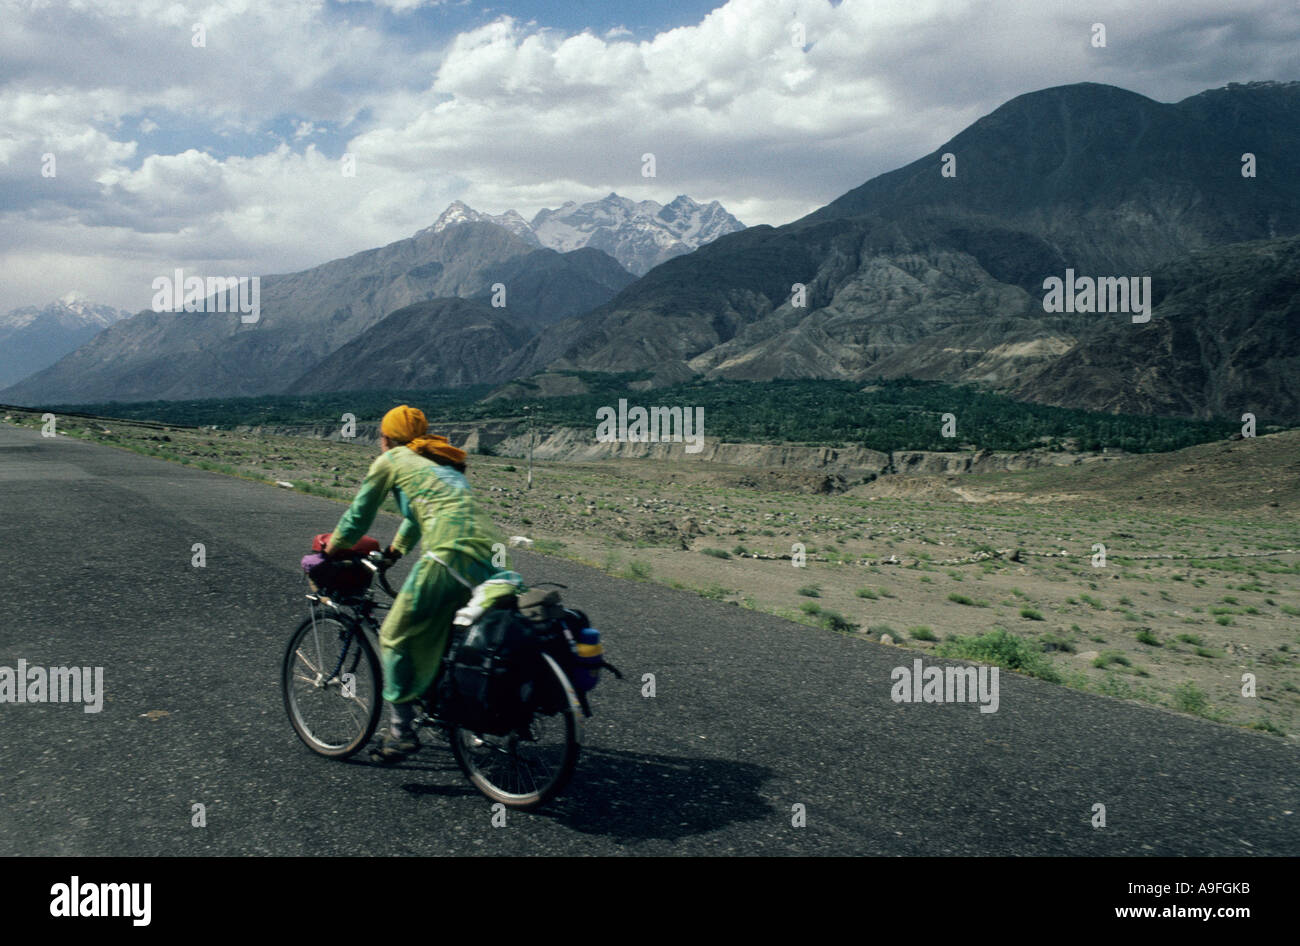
[[525, 405, 534, 490]]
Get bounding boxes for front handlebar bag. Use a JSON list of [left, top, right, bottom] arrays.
[[302, 534, 382, 596]]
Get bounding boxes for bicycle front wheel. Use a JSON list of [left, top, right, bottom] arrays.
[[450, 652, 582, 810], [282, 609, 382, 759]]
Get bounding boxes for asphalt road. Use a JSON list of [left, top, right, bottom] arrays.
[[0, 423, 1295, 856]]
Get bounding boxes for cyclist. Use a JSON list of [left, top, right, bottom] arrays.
[[324, 405, 502, 761]]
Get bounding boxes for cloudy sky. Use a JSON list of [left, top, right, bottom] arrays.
[[2, 0, 1297, 314]]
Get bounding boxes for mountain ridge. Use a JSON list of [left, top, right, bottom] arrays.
[[508, 80, 1300, 421], [2, 222, 632, 403], [427, 192, 746, 276], [0, 295, 132, 388]]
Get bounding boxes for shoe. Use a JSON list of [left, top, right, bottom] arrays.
[[369, 729, 420, 762]]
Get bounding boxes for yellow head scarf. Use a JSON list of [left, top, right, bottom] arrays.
[[381, 405, 467, 467]]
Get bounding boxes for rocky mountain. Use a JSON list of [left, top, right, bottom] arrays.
[[1010, 235, 1300, 422], [0, 293, 132, 387], [3, 224, 632, 404], [529, 193, 746, 275], [424, 201, 540, 245], [507, 81, 1300, 421], [427, 193, 746, 276], [10, 82, 1298, 418], [294, 298, 533, 393]]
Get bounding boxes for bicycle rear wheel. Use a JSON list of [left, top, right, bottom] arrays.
[[449, 652, 582, 810], [283, 610, 382, 759]]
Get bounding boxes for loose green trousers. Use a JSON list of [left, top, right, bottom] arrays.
[[379, 550, 496, 704]]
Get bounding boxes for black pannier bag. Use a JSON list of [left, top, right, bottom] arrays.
[[440, 608, 539, 735], [516, 589, 582, 713]]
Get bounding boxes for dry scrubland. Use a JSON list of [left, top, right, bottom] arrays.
[[7, 408, 1299, 739]]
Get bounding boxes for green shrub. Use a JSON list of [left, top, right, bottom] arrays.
[[1172, 682, 1208, 715], [909, 626, 937, 641], [820, 611, 859, 633], [1135, 628, 1161, 646], [797, 585, 821, 598], [855, 587, 879, 599], [799, 601, 822, 615], [937, 629, 1060, 682], [701, 547, 731, 559], [1019, 608, 1044, 621], [1092, 651, 1131, 669]]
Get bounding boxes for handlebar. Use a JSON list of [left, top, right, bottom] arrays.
[[362, 550, 400, 599]]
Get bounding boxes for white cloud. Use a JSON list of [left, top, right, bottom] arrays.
[[0, 0, 1297, 313], [334, 0, 451, 11]]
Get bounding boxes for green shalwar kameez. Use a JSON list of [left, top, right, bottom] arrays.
[[329, 446, 501, 705]]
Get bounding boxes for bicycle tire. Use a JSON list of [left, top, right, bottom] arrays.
[[449, 652, 582, 810], [282, 610, 383, 759]]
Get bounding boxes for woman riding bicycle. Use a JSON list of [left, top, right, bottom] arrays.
[[324, 405, 503, 761]]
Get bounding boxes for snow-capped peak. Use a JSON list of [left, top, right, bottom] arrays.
[[420, 193, 745, 276], [0, 295, 132, 331], [529, 193, 745, 275], [424, 201, 540, 244]]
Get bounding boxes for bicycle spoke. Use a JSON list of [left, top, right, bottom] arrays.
[[338, 692, 364, 733], [293, 648, 322, 677], [309, 611, 325, 675]]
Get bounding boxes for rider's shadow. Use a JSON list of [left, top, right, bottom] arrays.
[[345, 745, 483, 800], [349, 744, 777, 841], [530, 746, 776, 844]]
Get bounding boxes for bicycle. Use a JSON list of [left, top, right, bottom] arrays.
[[282, 550, 592, 810]]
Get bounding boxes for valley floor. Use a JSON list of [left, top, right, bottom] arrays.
[[7, 408, 1298, 739]]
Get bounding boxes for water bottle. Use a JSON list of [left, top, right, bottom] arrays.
[[574, 628, 604, 691]]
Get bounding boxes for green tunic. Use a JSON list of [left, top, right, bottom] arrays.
[[330, 446, 503, 703]]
